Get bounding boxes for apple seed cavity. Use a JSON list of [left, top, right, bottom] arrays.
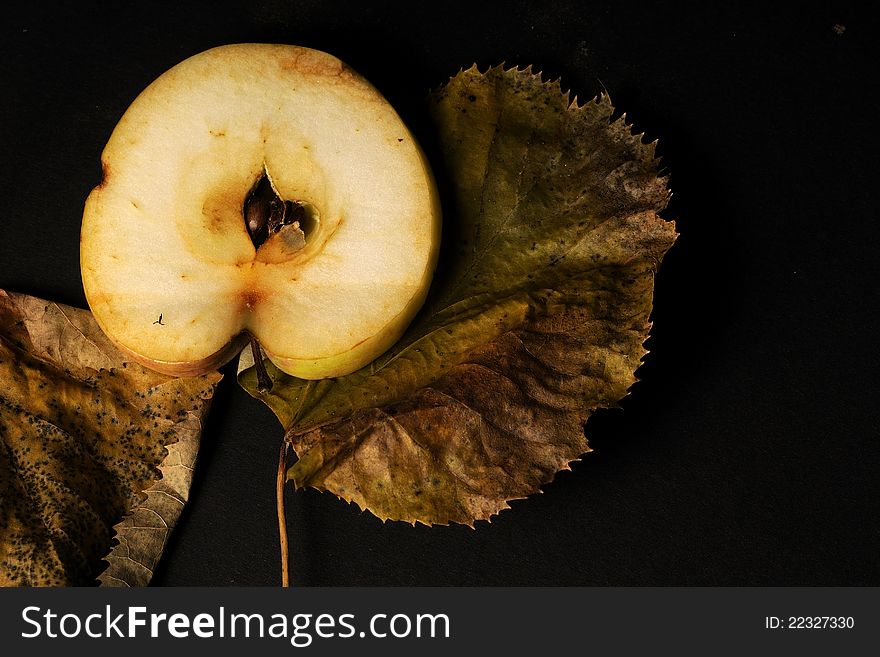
[[244, 170, 312, 253]]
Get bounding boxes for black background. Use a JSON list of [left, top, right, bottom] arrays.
[[1, 1, 877, 586]]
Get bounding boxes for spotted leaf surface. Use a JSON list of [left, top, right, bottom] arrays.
[[0, 290, 220, 586]]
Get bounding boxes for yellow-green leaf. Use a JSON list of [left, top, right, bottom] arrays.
[[238, 65, 676, 525]]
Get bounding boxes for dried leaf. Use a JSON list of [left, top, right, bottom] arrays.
[[238, 65, 677, 525], [0, 290, 220, 586]]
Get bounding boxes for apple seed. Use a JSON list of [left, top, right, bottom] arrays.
[[244, 171, 309, 251]]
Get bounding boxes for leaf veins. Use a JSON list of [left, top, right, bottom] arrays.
[[238, 65, 677, 526]]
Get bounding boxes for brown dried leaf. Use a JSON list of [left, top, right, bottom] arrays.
[[0, 290, 220, 586], [239, 65, 676, 525]]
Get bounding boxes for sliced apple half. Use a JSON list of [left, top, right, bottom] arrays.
[[81, 44, 440, 379]]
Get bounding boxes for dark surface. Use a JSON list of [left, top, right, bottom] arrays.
[[1, 1, 877, 585]]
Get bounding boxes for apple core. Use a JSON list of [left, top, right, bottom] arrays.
[[244, 169, 316, 262]]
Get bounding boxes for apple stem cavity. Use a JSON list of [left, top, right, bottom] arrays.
[[249, 336, 273, 393], [244, 170, 309, 251]]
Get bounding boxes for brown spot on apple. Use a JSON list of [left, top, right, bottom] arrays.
[[238, 288, 265, 311], [203, 206, 226, 233], [277, 48, 344, 78], [202, 188, 241, 234], [98, 160, 111, 189]]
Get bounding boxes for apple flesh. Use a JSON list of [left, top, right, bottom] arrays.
[[81, 44, 440, 379]]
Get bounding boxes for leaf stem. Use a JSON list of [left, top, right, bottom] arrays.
[[277, 437, 291, 587], [249, 336, 273, 393]]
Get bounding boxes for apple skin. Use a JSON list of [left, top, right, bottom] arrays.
[[81, 44, 440, 379]]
